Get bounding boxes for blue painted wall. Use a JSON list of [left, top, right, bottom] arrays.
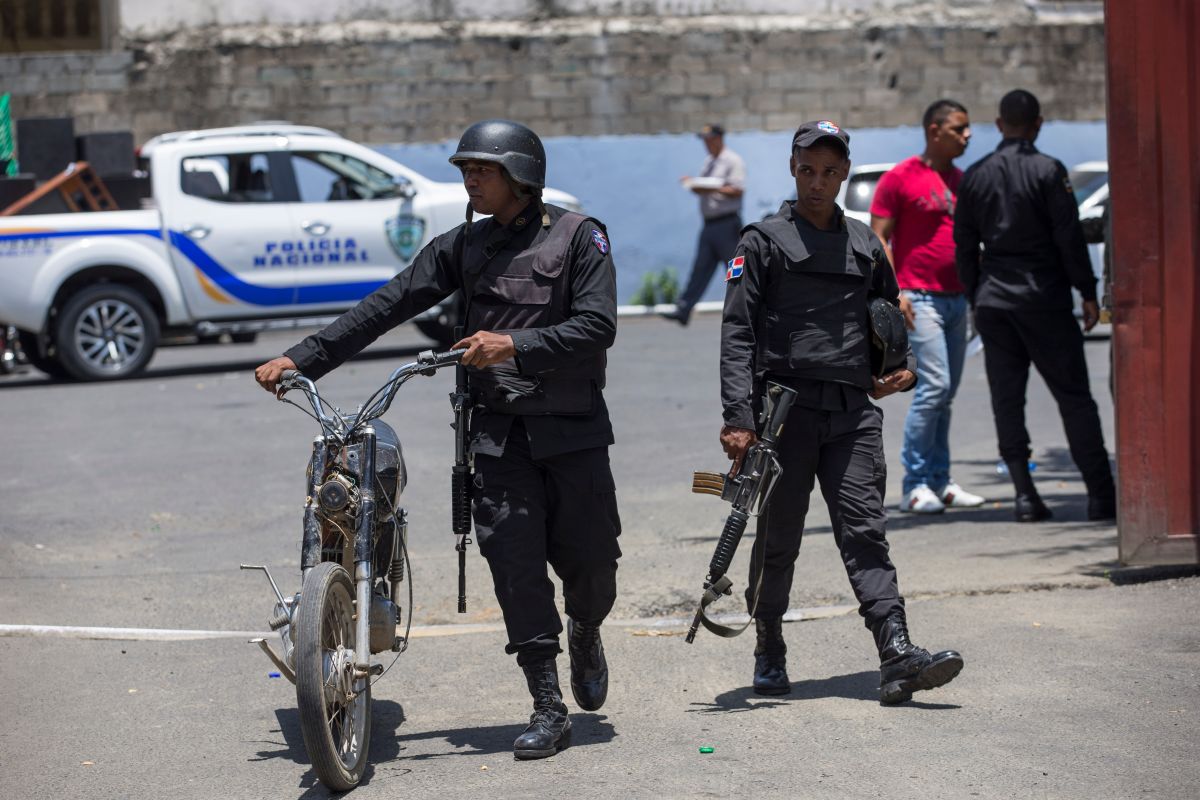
[[378, 120, 1108, 304]]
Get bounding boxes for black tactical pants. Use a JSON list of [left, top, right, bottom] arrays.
[[974, 306, 1115, 496], [746, 403, 904, 629], [472, 421, 622, 666]]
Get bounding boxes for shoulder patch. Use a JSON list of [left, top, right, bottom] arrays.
[[590, 228, 610, 255], [1062, 175, 1075, 195], [725, 255, 745, 281]]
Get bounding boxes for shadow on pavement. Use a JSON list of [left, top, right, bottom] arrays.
[[388, 712, 616, 761], [1088, 563, 1200, 585], [953, 446, 1106, 487], [249, 699, 408, 797], [688, 670, 960, 712], [0, 345, 428, 390]]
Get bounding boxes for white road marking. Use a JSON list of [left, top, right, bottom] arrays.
[[0, 604, 857, 643]]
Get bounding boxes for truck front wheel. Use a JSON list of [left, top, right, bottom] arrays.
[[54, 285, 160, 381]]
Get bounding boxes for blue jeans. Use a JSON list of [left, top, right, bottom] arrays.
[[900, 291, 969, 494]]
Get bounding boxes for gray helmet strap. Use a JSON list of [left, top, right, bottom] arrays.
[[501, 169, 549, 227], [503, 171, 532, 202]]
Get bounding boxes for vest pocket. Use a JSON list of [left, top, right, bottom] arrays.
[[785, 321, 869, 371], [482, 274, 553, 306], [472, 274, 554, 331]]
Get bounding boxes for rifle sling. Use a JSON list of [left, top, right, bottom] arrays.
[[694, 503, 770, 638]]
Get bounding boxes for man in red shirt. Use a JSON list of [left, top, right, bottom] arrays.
[[870, 99, 986, 514]]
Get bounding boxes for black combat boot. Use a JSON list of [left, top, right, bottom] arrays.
[[567, 618, 608, 711], [752, 618, 790, 696], [1015, 493, 1053, 522], [513, 660, 572, 760], [1086, 491, 1117, 521], [1007, 460, 1053, 522], [872, 612, 964, 705]]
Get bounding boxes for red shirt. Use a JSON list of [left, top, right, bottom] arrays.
[[870, 156, 964, 293]]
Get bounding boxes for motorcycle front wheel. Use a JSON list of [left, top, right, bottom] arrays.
[[295, 561, 371, 791]]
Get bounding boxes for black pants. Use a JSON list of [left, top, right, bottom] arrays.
[[974, 306, 1114, 496], [471, 422, 622, 666], [746, 403, 903, 630], [677, 214, 742, 319]]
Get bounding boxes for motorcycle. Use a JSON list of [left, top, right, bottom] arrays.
[[241, 348, 464, 791]]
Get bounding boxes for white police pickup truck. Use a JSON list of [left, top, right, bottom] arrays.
[[0, 124, 581, 380]]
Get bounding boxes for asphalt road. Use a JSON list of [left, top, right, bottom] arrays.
[[3, 314, 1197, 799]]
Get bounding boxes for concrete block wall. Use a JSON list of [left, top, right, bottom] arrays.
[[1, 13, 1105, 146]]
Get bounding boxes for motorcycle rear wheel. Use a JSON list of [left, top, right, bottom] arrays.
[[295, 561, 371, 791]]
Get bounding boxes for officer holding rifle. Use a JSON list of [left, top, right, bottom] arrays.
[[255, 120, 621, 759], [718, 121, 964, 704]]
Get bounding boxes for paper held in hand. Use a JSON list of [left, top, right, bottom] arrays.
[[683, 176, 724, 190]]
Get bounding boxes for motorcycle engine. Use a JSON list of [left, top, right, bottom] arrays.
[[315, 421, 407, 556]]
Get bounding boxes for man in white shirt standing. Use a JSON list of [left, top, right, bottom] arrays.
[[663, 124, 746, 325]]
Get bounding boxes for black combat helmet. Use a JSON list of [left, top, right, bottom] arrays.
[[868, 297, 910, 378], [449, 119, 546, 190]]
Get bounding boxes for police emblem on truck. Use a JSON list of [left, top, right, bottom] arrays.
[[386, 213, 427, 262]]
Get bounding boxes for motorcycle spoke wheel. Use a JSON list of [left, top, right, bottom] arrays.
[[295, 562, 371, 791]]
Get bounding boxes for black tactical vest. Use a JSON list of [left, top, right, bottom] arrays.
[[746, 208, 878, 390], [463, 210, 606, 415]]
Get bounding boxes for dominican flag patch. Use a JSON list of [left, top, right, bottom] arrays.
[[725, 255, 745, 281], [590, 228, 610, 255]]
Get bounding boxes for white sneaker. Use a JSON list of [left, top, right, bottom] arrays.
[[940, 482, 986, 508], [899, 484, 945, 514]]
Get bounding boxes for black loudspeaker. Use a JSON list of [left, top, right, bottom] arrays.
[[15, 189, 72, 215], [0, 174, 38, 211], [76, 131, 135, 177], [16, 117, 77, 181], [102, 174, 152, 210]]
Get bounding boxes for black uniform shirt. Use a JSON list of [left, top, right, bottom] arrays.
[[721, 203, 914, 431], [954, 138, 1095, 310], [284, 203, 618, 460]]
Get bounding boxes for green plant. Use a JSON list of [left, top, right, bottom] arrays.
[[630, 267, 680, 306], [656, 268, 679, 305], [631, 272, 659, 306]]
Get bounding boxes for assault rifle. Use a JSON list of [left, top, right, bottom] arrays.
[[449, 326, 473, 613], [685, 382, 797, 643]]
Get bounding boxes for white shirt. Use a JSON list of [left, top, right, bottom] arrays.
[[699, 147, 746, 220]]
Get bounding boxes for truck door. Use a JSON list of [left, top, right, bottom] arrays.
[[281, 149, 436, 313], [160, 149, 305, 318]]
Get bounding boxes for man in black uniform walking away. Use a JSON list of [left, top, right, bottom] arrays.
[[721, 121, 964, 704], [954, 90, 1116, 522], [254, 120, 621, 759]]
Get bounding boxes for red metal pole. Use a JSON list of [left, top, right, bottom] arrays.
[[1106, 0, 1200, 563]]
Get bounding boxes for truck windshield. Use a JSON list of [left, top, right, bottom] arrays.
[[291, 152, 404, 202]]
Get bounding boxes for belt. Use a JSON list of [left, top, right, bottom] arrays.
[[703, 212, 742, 224], [905, 288, 964, 298]]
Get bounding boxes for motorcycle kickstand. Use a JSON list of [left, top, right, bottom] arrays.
[[240, 564, 297, 684]]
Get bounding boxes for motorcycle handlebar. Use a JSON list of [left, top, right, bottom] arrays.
[[274, 351, 465, 435], [419, 348, 468, 369]]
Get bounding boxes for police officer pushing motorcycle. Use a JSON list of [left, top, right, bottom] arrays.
[[719, 121, 964, 704], [255, 120, 621, 759]]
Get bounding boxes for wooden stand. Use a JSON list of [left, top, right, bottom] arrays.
[[0, 161, 118, 216]]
